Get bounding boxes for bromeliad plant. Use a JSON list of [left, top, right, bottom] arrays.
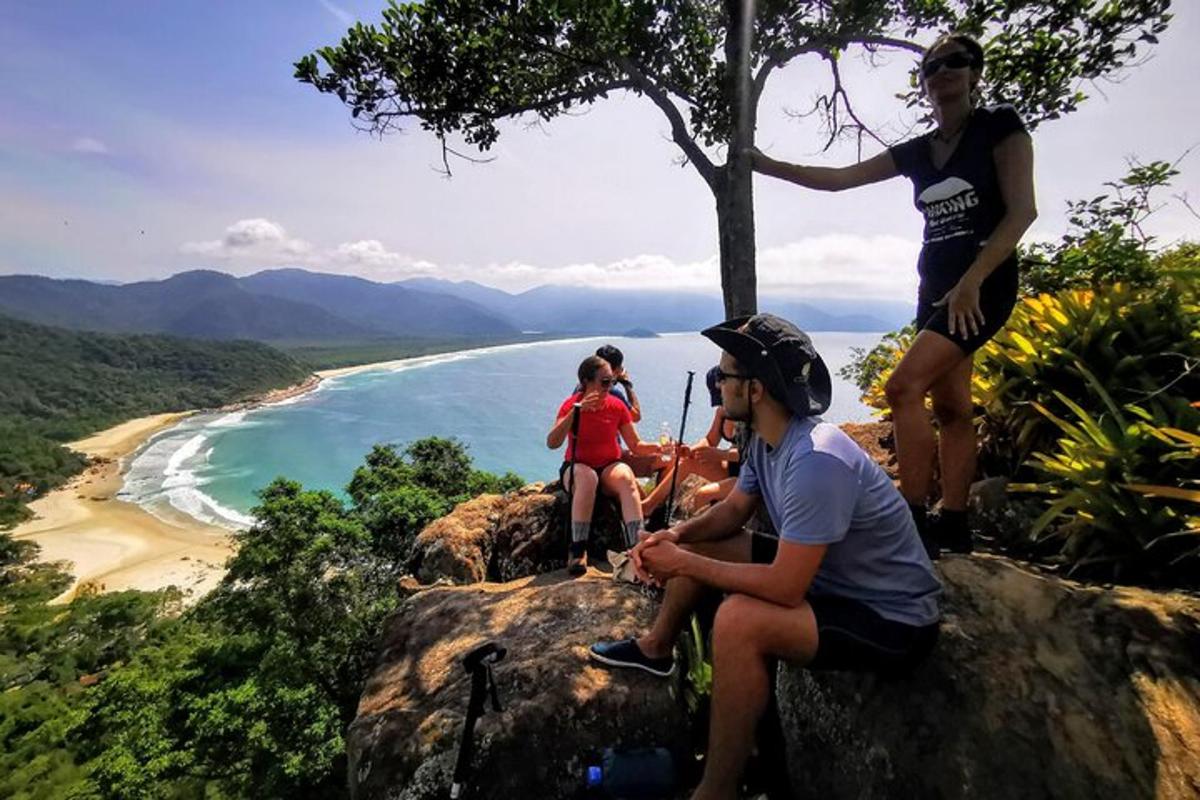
[[1010, 364, 1200, 584], [973, 274, 1199, 476]]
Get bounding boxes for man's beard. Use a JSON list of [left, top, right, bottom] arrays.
[[722, 401, 751, 423]]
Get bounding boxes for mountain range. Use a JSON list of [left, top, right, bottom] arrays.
[[0, 269, 912, 342]]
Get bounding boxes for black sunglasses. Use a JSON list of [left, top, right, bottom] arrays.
[[922, 51, 976, 78], [712, 368, 751, 385], [598, 377, 614, 387]]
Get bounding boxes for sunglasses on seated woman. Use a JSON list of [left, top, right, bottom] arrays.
[[597, 377, 614, 387], [921, 51, 977, 78]]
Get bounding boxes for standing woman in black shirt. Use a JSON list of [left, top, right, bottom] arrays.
[[751, 33, 1037, 553]]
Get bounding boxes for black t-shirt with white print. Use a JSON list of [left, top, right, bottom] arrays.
[[889, 105, 1028, 303]]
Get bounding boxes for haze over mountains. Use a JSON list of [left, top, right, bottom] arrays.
[[0, 269, 910, 342]]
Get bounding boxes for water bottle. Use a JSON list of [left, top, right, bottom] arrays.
[[585, 747, 676, 799], [658, 423, 674, 463]]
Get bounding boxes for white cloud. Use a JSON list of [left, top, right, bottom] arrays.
[[178, 221, 922, 300], [181, 218, 311, 261], [71, 137, 109, 155], [425, 235, 921, 300]]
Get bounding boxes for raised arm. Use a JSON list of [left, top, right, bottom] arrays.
[[546, 405, 577, 449], [751, 148, 899, 192], [618, 378, 642, 423]]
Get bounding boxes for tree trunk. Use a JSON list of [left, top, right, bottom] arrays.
[[715, 165, 757, 318], [717, 0, 757, 319]]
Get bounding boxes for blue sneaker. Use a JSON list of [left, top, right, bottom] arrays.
[[588, 638, 675, 677]]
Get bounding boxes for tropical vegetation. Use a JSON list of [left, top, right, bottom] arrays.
[[0, 437, 521, 798]]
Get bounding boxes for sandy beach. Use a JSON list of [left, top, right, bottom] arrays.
[[11, 413, 237, 603], [10, 340, 580, 605]]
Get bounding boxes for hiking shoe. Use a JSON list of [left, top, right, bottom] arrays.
[[567, 542, 588, 576], [588, 638, 674, 677], [931, 512, 973, 555]]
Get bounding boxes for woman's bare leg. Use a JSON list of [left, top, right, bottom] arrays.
[[884, 331, 971, 506], [562, 464, 598, 523], [929, 356, 976, 511], [600, 462, 643, 523]]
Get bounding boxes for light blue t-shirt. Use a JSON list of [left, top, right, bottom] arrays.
[[736, 416, 941, 626]]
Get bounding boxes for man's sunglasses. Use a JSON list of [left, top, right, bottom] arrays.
[[921, 51, 976, 78], [712, 368, 751, 385]]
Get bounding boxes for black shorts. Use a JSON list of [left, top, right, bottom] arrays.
[[916, 276, 1017, 355], [749, 534, 939, 675], [558, 460, 619, 486]]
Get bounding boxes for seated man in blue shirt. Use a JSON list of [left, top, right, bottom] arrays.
[[589, 314, 942, 800]]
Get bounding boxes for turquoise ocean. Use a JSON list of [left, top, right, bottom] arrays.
[[120, 332, 885, 529]]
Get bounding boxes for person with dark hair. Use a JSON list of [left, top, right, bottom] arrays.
[[751, 32, 1037, 555], [593, 344, 641, 422], [639, 366, 741, 519], [548, 355, 663, 574], [589, 314, 941, 800]]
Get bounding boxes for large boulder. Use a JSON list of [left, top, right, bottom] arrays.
[[778, 555, 1200, 799], [347, 574, 689, 800], [409, 479, 697, 585]]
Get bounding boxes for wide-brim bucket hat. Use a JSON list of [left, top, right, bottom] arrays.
[[700, 313, 832, 418]]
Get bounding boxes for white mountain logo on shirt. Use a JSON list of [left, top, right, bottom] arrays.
[[919, 176, 979, 220]]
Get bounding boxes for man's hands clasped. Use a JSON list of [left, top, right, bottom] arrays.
[[630, 528, 690, 587]]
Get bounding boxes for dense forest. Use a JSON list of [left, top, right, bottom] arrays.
[[0, 438, 521, 799], [0, 314, 311, 526]]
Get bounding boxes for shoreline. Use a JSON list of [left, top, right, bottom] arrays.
[[313, 333, 609, 380], [4, 338, 578, 603], [11, 413, 235, 604], [6, 332, 712, 603]]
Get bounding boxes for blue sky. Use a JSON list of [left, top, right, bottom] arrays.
[[2, 1, 1196, 299]]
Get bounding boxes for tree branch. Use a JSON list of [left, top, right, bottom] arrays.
[[434, 137, 498, 178], [752, 43, 823, 105], [371, 81, 638, 127], [616, 56, 717, 189], [852, 35, 924, 56], [825, 52, 888, 156]]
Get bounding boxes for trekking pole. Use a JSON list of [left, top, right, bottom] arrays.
[[450, 641, 506, 799], [565, 402, 582, 538], [664, 371, 696, 525]]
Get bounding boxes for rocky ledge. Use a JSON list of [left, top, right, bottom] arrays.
[[352, 427, 1200, 799]]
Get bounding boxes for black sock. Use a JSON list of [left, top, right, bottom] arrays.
[[908, 503, 928, 531]]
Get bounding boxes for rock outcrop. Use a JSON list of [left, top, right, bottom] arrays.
[[778, 555, 1200, 799], [409, 477, 709, 585], [364, 441, 1200, 799], [347, 573, 689, 800]]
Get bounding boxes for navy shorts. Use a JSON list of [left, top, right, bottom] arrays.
[[749, 534, 939, 674]]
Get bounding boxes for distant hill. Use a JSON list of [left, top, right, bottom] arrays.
[[240, 269, 517, 338], [395, 278, 911, 332], [0, 268, 910, 345], [0, 270, 517, 342], [0, 313, 311, 525]]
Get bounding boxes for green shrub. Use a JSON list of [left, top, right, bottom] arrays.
[[1019, 159, 1181, 294], [838, 324, 914, 412], [973, 274, 1199, 474], [1012, 383, 1199, 584]]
